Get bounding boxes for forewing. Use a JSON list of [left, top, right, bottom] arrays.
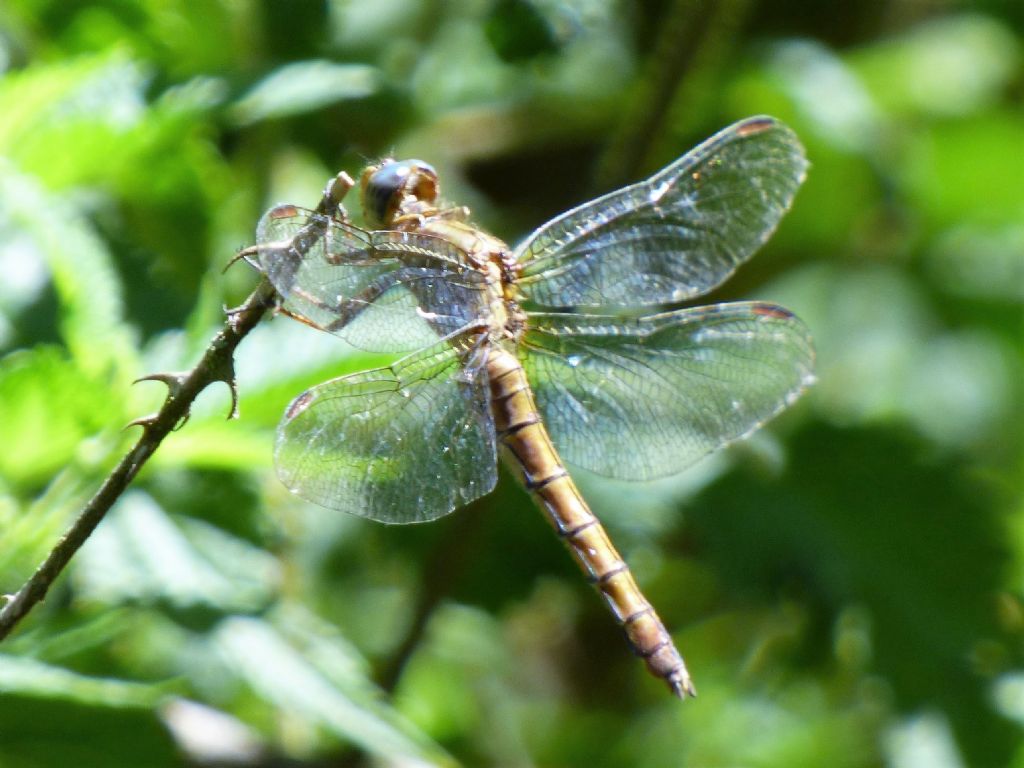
[[275, 333, 497, 523], [521, 304, 815, 479], [256, 205, 490, 352], [515, 117, 807, 309]]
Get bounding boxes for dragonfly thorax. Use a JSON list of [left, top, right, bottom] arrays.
[[360, 159, 439, 227]]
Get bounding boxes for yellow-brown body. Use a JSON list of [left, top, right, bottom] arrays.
[[412, 213, 695, 698]]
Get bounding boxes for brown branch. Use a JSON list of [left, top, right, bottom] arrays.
[[0, 279, 277, 641], [377, 507, 487, 693], [593, 0, 753, 191]]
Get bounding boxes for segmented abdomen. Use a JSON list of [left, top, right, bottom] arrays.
[[486, 346, 695, 698]]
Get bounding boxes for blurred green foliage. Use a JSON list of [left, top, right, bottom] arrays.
[[0, 1, 1021, 766]]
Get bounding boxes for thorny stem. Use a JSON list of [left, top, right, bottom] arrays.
[[0, 280, 277, 641]]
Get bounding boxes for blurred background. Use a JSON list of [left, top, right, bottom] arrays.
[[0, 1, 1021, 766]]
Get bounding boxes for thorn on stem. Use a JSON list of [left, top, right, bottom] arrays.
[[226, 379, 240, 420], [124, 414, 159, 431], [130, 372, 192, 430], [134, 372, 188, 397], [209, 356, 240, 421]]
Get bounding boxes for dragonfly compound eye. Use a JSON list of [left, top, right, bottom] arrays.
[[360, 159, 439, 226]]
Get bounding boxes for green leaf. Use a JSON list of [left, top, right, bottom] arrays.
[[485, 0, 561, 63], [0, 654, 164, 707], [395, 604, 509, 742], [228, 61, 382, 126], [896, 114, 1024, 229], [692, 424, 1016, 765], [0, 53, 148, 187], [927, 225, 1024, 303], [0, 165, 136, 379], [74, 492, 279, 613], [851, 14, 1021, 118], [214, 614, 455, 766], [0, 346, 120, 485], [149, 421, 272, 471], [615, 682, 878, 768], [0, 656, 176, 768]]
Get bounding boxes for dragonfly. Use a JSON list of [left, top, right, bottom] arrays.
[[251, 116, 814, 698]]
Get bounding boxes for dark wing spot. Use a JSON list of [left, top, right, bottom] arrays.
[[735, 116, 776, 137], [269, 204, 302, 220], [752, 304, 794, 320], [285, 390, 316, 419]]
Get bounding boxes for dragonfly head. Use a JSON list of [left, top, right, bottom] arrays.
[[360, 159, 439, 226]]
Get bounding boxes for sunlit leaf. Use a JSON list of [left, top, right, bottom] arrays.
[[149, 421, 272, 471], [0, 655, 164, 707], [851, 14, 1021, 118], [0, 165, 136, 378], [897, 114, 1024, 228], [0, 53, 147, 186], [228, 61, 382, 126], [615, 682, 878, 768], [214, 615, 455, 766], [884, 714, 966, 768], [760, 40, 882, 154], [75, 492, 279, 612], [927, 225, 1024, 303], [159, 697, 265, 765], [0, 346, 118, 485]]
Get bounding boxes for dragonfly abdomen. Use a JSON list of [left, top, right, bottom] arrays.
[[486, 346, 696, 698]]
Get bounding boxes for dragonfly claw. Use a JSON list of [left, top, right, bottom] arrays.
[[224, 245, 259, 274]]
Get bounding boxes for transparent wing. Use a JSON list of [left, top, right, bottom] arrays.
[[275, 331, 497, 523], [515, 117, 807, 309], [520, 303, 815, 479], [256, 205, 490, 352]]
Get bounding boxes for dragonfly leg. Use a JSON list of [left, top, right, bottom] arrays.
[[431, 205, 471, 222], [391, 212, 428, 230], [315, 171, 355, 219], [394, 205, 471, 229]]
